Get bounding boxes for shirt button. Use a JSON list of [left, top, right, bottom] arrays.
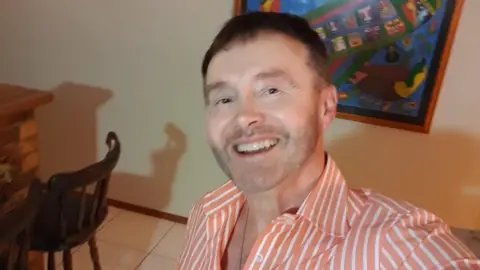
[[255, 254, 264, 263]]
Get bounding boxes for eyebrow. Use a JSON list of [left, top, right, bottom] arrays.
[[204, 81, 228, 96], [204, 68, 294, 98]]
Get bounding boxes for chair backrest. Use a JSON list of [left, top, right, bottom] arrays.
[[0, 178, 43, 270], [47, 132, 120, 243]]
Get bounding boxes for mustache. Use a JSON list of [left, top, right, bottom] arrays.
[[224, 124, 288, 143]]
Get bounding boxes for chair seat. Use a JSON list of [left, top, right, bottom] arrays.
[[30, 191, 107, 252]]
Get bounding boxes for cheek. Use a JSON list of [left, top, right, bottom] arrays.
[[283, 114, 313, 135], [206, 120, 220, 145], [271, 99, 318, 131]]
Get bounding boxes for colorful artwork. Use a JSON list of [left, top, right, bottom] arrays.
[[235, 0, 464, 133]]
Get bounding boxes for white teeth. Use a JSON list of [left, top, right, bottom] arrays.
[[235, 139, 278, 153]]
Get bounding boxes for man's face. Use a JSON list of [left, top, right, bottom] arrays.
[[204, 33, 335, 193]]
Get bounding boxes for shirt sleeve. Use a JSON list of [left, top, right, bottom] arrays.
[[178, 200, 208, 269], [381, 208, 480, 269]]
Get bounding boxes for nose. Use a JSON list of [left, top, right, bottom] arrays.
[[236, 100, 265, 131]]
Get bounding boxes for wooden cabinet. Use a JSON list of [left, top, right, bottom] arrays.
[[0, 84, 53, 270]]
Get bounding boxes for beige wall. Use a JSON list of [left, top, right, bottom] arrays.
[[0, 1, 478, 229]]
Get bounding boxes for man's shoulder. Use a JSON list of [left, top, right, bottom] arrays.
[[187, 181, 236, 218], [353, 188, 444, 226], [354, 189, 480, 266]]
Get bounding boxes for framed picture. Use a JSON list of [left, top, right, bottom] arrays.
[[235, 0, 464, 133]]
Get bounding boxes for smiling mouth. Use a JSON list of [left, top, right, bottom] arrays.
[[233, 139, 279, 156]]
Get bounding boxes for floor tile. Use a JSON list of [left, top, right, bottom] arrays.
[[96, 211, 174, 252], [151, 223, 186, 260], [99, 206, 123, 230], [136, 254, 177, 270], [106, 206, 122, 222], [56, 241, 147, 270]]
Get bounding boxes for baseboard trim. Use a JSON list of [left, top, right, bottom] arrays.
[[107, 198, 188, 225]]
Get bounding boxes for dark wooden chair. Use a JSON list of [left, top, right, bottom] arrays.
[[30, 132, 121, 270], [0, 178, 44, 270]]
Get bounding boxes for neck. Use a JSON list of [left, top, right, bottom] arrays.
[[244, 150, 326, 235]]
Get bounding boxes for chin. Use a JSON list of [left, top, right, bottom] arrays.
[[232, 173, 284, 194]]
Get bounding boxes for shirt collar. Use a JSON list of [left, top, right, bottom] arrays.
[[201, 154, 358, 236]]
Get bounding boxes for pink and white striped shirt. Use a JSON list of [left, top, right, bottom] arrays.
[[179, 155, 480, 269]]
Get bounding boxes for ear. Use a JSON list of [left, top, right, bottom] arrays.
[[318, 84, 337, 130]]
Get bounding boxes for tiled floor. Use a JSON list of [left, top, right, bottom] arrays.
[[45, 207, 185, 270]]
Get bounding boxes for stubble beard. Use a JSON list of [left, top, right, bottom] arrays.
[[211, 116, 319, 194]]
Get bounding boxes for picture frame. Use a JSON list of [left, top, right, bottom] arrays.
[[234, 0, 465, 133]]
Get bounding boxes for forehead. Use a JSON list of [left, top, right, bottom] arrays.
[[206, 33, 311, 84]]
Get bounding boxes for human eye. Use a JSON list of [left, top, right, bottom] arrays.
[[260, 86, 283, 96], [214, 97, 233, 105], [267, 87, 279, 94]]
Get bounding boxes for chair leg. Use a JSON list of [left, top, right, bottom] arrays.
[[7, 244, 18, 270], [47, 252, 55, 270], [62, 250, 73, 270], [88, 236, 101, 270], [16, 228, 30, 270]]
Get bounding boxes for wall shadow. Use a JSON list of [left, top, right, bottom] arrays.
[[34, 82, 182, 257], [35, 82, 113, 180], [109, 122, 187, 211], [327, 127, 480, 230]]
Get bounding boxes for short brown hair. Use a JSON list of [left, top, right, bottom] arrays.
[[201, 12, 330, 83]]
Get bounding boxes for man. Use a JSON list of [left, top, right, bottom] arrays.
[[179, 12, 479, 269]]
